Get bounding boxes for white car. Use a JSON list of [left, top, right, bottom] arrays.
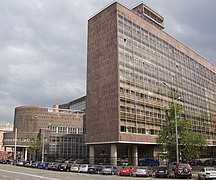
[[78, 164, 91, 173], [198, 167, 216, 180], [70, 164, 80, 172]]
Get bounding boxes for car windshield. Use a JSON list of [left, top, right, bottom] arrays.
[[104, 166, 111, 168], [137, 167, 148, 169], [206, 168, 216, 171], [157, 166, 167, 170], [179, 164, 189, 168]]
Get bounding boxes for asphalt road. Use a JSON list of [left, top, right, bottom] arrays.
[[0, 164, 198, 180]]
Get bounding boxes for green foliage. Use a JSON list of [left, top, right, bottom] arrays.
[[27, 136, 41, 161], [157, 103, 207, 162]]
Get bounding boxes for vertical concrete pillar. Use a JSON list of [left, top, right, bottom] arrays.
[[127, 146, 132, 165], [89, 145, 95, 165], [132, 145, 138, 166], [25, 148, 28, 161], [110, 144, 117, 166], [22, 148, 25, 159]]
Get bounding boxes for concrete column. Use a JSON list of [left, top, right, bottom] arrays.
[[132, 145, 138, 166], [22, 148, 25, 159], [127, 146, 132, 165], [110, 144, 117, 166], [25, 148, 28, 161], [89, 145, 95, 165]]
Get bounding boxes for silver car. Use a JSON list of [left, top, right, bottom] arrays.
[[198, 167, 216, 180], [133, 166, 153, 177], [102, 166, 119, 175]]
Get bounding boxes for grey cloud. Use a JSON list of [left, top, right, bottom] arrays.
[[0, 0, 215, 123]]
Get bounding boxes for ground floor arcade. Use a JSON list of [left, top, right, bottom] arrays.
[[88, 143, 161, 166]]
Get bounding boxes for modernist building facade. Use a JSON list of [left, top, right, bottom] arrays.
[[86, 2, 216, 165], [4, 99, 87, 161]]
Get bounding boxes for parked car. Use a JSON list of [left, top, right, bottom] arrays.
[[119, 166, 133, 176], [174, 163, 192, 179], [102, 166, 119, 175], [139, 158, 160, 166], [198, 167, 216, 180], [78, 164, 91, 173], [16, 160, 26, 166], [155, 165, 171, 178], [24, 161, 34, 168], [133, 166, 153, 177], [117, 158, 129, 166], [0, 159, 10, 164], [76, 159, 89, 164], [47, 162, 56, 170], [52, 163, 63, 171], [70, 164, 80, 172], [59, 163, 72, 172], [31, 161, 42, 168], [38, 162, 49, 169], [88, 165, 103, 174]]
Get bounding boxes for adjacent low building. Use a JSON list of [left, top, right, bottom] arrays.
[[3, 98, 87, 161], [0, 123, 13, 159]]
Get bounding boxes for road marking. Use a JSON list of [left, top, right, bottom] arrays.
[[0, 169, 61, 180]]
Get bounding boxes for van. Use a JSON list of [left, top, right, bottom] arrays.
[[138, 158, 160, 166]]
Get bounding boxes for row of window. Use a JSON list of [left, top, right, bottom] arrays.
[[118, 14, 216, 82], [48, 125, 84, 134]]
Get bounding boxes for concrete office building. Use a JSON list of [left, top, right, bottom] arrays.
[[86, 2, 216, 165], [4, 104, 87, 161]]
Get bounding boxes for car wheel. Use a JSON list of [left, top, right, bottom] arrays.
[[183, 168, 189, 174]]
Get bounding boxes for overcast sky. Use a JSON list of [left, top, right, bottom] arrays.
[[0, 0, 216, 124]]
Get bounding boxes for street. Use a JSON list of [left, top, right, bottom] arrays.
[[0, 164, 198, 180]]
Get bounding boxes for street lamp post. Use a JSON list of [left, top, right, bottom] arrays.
[[164, 81, 180, 164], [13, 128, 17, 165], [42, 132, 45, 163], [41, 128, 49, 163], [174, 101, 179, 164]]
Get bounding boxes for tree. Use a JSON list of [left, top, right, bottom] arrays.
[[27, 136, 41, 161], [157, 103, 207, 163]]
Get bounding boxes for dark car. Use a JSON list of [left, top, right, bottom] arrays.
[[0, 159, 7, 164], [155, 165, 171, 178], [174, 163, 192, 179], [59, 163, 72, 172], [31, 161, 42, 168], [88, 165, 103, 174], [38, 162, 49, 169], [52, 163, 62, 171]]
